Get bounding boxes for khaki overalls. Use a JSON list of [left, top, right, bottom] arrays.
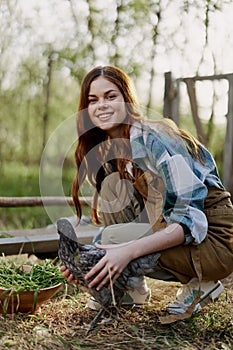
[[99, 171, 233, 284]]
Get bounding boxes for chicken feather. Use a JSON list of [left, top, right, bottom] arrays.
[[57, 218, 159, 330]]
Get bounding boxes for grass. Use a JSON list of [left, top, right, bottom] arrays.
[[0, 270, 232, 350], [0, 161, 92, 230], [0, 161, 232, 349], [0, 162, 58, 230]]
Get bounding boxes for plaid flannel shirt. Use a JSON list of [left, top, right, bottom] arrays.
[[130, 121, 224, 244]]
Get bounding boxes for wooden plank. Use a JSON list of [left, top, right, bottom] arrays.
[[1, 223, 100, 237], [184, 78, 207, 145], [0, 226, 102, 256], [0, 196, 93, 208], [0, 235, 59, 256], [177, 72, 233, 82]]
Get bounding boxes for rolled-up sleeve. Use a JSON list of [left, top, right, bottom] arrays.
[[158, 154, 208, 244], [131, 122, 223, 245], [148, 136, 208, 244]]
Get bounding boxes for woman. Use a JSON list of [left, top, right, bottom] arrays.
[[61, 65, 233, 319]]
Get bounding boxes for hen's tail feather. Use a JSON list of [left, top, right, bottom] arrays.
[[57, 218, 78, 242]]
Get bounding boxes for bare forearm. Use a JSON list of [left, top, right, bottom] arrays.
[[85, 223, 185, 290], [130, 223, 185, 260]]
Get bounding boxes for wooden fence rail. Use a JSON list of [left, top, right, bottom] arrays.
[[0, 196, 100, 257], [163, 71, 233, 196], [0, 196, 92, 207]]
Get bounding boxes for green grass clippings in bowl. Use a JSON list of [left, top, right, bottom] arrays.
[[0, 259, 65, 315]]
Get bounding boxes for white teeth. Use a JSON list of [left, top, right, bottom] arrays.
[[97, 113, 111, 119]]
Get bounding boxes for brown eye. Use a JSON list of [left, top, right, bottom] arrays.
[[88, 98, 97, 104], [107, 95, 116, 100]]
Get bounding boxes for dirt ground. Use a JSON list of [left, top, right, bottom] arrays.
[[0, 257, 232, 350]]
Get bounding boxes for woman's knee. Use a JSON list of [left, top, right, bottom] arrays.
[[100, 172, 135, 212], [101, 222, 153, 244], [101, 172, 121, 200]]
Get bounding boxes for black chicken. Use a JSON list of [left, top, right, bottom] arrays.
[[57, 218, 160, 331]]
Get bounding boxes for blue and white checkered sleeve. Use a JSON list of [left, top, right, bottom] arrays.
[[156, 154, 208, 244]]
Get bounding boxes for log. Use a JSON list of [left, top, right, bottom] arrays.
[[0, 196, 93, 208]]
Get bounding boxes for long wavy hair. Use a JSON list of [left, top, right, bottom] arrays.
[[72, 65, 204, 223]]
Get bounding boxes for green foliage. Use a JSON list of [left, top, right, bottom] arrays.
[[0, 259, 65, 291], [0, 161, 77, 230], [0, 0, 230, 230], [0, 0, 230, 165]]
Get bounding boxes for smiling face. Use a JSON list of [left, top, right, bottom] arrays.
[[87, 76, 127, 138]]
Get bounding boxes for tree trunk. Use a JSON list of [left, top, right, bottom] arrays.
[[110, 0, 123, 66], [42, 52, 53, 151], [146, 1, 161, 115]]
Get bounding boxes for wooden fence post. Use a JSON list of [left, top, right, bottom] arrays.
[[184, 78, 208, 146], [223, 75, 233, 196], [164, 72, 233, 196], [163, 72, 180, 125]]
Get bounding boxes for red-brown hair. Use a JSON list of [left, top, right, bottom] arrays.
[[72, 66, 142, 223], [72, 66, 204, 224]]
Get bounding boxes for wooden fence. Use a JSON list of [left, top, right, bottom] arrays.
[[0, 196, 91, 208], [163, 72, 233, 196], [2, 72, 233, 256], [0, 196, 101, 257]]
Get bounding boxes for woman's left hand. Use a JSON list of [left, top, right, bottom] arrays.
[[60, 265, 79, 285], [85, 241, 134, 290]]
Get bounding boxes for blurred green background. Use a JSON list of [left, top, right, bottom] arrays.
[[0, 0, 231, 230]]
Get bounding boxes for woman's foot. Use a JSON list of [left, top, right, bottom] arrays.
[[167, 278, 224, 315]]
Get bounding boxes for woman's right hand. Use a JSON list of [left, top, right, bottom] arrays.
[[60, 265, 78, 285]]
